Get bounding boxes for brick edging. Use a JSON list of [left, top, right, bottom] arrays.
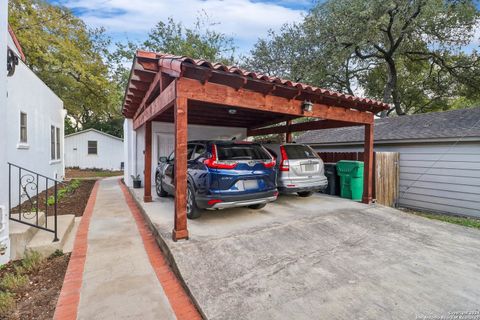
[[53, 180, 100, 320], [118, 179, 203, 320]]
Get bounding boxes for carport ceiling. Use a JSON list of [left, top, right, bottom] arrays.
[[154, 100, 298, 128]]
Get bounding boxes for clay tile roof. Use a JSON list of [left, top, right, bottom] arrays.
[[123, 51, 390, 117]]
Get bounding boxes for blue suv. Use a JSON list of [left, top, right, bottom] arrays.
[[155, 140, 278, 219]]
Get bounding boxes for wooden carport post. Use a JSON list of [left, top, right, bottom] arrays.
[[144, 120, 152, 202], [172, 96, 189, 241], [362, 123, 374, 204], [285, 120, 293, 143]]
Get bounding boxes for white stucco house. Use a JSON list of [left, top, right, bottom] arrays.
[[123, 120, 245, 187], [65, 128, 124, 171], [0, 22, 65, 264]]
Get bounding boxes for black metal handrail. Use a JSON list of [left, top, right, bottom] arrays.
[[8, 162, 64, 242]]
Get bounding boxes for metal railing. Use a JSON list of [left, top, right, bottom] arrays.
[[8, 163, 60, 242]]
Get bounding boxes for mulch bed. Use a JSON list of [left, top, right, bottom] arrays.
[[0, 253, 71, 320], [11, 180, 95, 217], [65, 168, 123, 179]]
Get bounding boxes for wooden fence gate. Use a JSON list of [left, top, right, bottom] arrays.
[[318, 151, 400, 207]]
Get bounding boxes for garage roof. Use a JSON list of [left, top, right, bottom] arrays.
[[122, 50, 389, 120], [296, 107, 480, 145]]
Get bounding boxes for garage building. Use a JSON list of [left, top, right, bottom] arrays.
[[297, 107, 480, 218]]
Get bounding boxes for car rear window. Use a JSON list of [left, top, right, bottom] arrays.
[[217, 144, 271, 160], [284, 145, 318, 159]]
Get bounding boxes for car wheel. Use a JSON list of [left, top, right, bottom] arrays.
[[248, 203, 266, 209], [187, 184, 201, 219], [156, 174, 168, 197], [297, 191, 314, 197]]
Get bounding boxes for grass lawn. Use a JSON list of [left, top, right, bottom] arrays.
[[65, 168, 123, 179], [407, 210, 480, 230]]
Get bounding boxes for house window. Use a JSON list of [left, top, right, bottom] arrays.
[[88, 141, 97, 155], [20, 112, 27, 143], [51, 126, 56, 160], [56, 127, 61, 159]]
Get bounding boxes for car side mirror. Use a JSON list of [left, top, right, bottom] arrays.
[[158, 156, 167, 164]]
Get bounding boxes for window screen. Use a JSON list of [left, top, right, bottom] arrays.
[[283, 145, 318, 159], [20, 112, 27, 143], [51, 126, 55, 160], [56, 127, 61, 159], [88, 140, 98, 155], [217, 144, 270, 160]]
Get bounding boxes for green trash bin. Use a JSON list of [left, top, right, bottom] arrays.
[[336, 160, 364, 201]]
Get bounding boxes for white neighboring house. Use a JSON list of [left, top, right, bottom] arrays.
[[0, 24, 65, 264], [65, 128, 124, 171]]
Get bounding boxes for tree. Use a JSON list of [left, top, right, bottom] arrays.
[[9, 0, 123, 135], [306, 0, 479, 116], [248, 0, 480, 116], [110, 15, 237, 91]]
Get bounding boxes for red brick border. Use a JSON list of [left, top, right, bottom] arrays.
[[118, 179, 202, 320], [53, 180, 100, 320]]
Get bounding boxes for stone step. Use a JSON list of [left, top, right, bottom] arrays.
[[26, 214, 76, 257], [9, 212, 46, 260]]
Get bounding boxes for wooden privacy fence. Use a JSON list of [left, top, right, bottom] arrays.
[[318, 152, 400, 207]]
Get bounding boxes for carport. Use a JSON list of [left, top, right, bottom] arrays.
[[122, 50, 389, 241]]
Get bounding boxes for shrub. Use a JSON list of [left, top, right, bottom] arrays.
[[47, 179, 82, 205], [49, 249, 64, 259], [0, 273, 28, 291], [0, 291, 15, 317], [19, 250, 42, 274]]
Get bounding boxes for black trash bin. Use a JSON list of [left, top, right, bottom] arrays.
[[323, 163, 340, 196]]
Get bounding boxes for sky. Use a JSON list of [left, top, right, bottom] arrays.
[[50, 0, 315, 56]]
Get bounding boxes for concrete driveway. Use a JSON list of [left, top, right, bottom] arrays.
[[132, 190, 480, 320]]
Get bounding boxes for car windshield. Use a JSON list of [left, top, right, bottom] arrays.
[[217, 144, 271, 161], [284, 145, 318, 159]]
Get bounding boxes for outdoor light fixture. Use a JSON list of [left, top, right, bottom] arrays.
[[228, 109, 237, 115], [7, 48, 19, 77], [302, 100, 314, 113]]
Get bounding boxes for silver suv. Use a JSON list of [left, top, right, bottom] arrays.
[[263, 143, 328, 197]]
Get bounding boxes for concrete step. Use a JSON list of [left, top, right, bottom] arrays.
[[9, 212, 46, 260], [26, 214, 76, 257], [62, 217, 81, 254]]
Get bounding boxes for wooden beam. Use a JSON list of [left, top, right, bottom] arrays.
[[248, 116, 299, 130], [144, 120, 152, 202], [133, 80, 177, 130], [130, 80, 150, 91], [177, 77, 373, 124], [133, 71, 163, 120], [286, 120, 292, 143], [247, 119, 361, 136], [362, 123, 374, 204], [173, 96, 189, 241], [137, 58, 159, 72]]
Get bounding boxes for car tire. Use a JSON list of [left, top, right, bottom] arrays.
[[155, 174, 168, 197], [297, 191, 314, 197], [248, 203, 267, 209], [187, 184, 202, 219]]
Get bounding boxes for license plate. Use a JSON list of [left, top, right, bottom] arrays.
[[303, 164, 315, 172], [244, 180, 258, 190]]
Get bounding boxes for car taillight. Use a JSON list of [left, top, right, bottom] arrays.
[[263, 159, 276, 168], [203, 145, 238, 169], [279, 146, 289, 171]]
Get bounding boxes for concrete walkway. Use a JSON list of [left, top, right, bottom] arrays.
[[75, 178, 175, 319], [53, 177, 203, 320], [76, 178, 176, 319]]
